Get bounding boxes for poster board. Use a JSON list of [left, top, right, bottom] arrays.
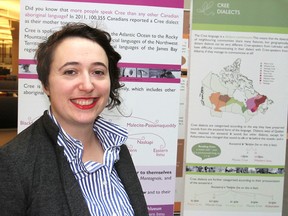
[[18, 0, 184, 214], [182, 0, 288, 215]]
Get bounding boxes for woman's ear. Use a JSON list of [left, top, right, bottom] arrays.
[[42, 84, 50, 96]]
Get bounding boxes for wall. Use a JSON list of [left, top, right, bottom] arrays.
[[0, 130, 17, 146]]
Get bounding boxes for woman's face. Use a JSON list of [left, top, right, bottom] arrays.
[[44, 37, 110, 131]]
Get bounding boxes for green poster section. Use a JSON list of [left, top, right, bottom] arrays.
[[181, 0, 288, 215]]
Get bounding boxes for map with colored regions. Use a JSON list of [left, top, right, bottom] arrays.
[[200, 58, 273, 122]]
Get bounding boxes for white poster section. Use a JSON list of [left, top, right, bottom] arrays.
[[18, 0, 184, 215], [182, 0, 288, 216]]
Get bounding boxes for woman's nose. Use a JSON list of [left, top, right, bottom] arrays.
[[79, 73, 94, 91]]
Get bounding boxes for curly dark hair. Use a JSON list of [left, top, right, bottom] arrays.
[[35, 22, 123, 109]]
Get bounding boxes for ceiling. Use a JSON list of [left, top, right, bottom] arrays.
[[0, 0, 20, 45]]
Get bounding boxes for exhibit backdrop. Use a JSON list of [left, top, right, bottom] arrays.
[[18, 0, 184, 215], [182, 0, 288, 215]]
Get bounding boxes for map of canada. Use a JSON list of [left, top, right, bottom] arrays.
[[200, 58, 273, 122]]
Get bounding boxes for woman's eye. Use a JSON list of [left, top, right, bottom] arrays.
[[64, 69, 76, 75], [92, 70, 105, 76]]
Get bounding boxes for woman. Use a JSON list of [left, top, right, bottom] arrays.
[[0, 23, 148, 216]]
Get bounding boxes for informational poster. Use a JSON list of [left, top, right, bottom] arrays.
[[18, 0, 184, 215], [183, 0, 288, 216]]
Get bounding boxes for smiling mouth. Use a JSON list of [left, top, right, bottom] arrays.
[[71, 98, 98, 109]]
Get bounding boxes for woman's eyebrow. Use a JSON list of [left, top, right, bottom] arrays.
[[59, 61, 108, 70], [91, 62, 108, 69], [59, 61, 79, 70]]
